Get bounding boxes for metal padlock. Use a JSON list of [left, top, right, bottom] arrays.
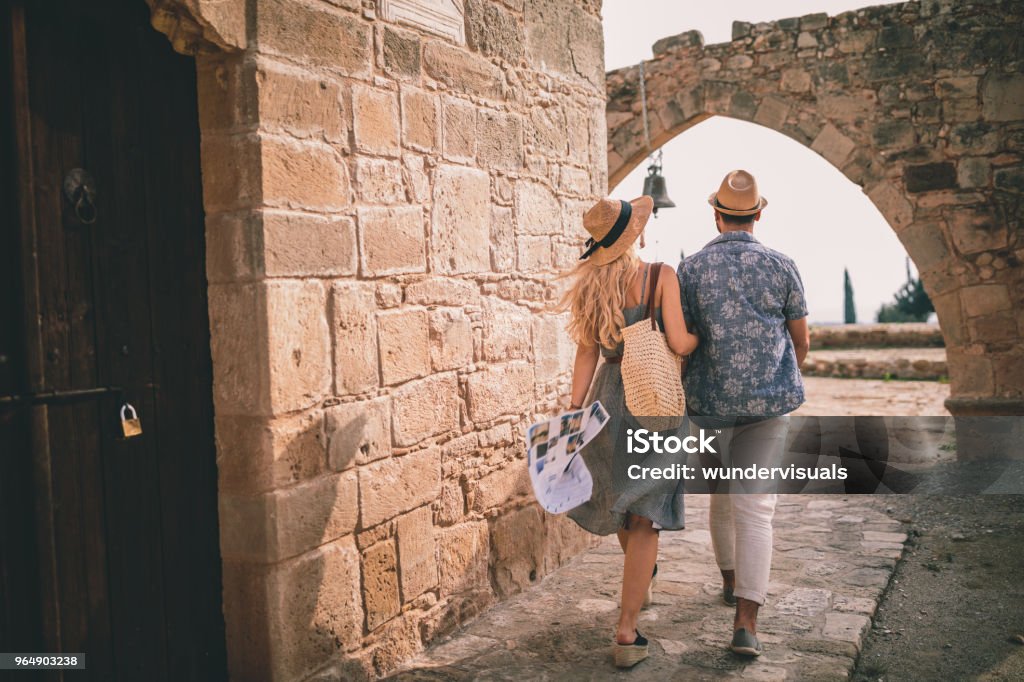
[[120, 403, 143, 438]]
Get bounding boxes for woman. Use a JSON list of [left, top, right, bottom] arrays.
[[559, 195, 699, 668]]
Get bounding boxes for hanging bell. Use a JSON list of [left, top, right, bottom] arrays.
[[642, 162, 676, 216]]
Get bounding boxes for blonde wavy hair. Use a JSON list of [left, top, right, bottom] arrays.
[[557, 245, 641, 349]]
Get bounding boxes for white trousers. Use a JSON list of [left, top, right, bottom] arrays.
[[690, 415, 789, 605], [709, 492, 777, 605]]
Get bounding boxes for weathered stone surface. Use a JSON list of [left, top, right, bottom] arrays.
[[266, 280, 331, 413], [533, 314, 574, 381], [431, 165, 490, 274], [948, 350, 995, 396], [781, 67, 811, 92], [395, 505, 438, 601], [872, 119, 915, 150], [994, 166, 1024, 194], [465, 0, 524, 63], [261, 136, 351, 211], [208, 283, 266, 414], [358, 206, 426, 276], [957, 157, 991, 189], [358, 448, 441, 528], [220, 470, 359, 562], [490, 505, 545, 598], [516, 235, 552, 272], [904, 162, 958, 193], [477, 110, 523, 170], [331, 282, 378, 395], [401, 87, 439, 152], [514, 181, 562, 236], [255, 0, 371, 77], [960, 284, 1012, 317], [262, 212, 357, 277], [391, 374, 461, 447], [352, 85, 400, 156], [261, 537, 362, 680], [326, 397, 391, 470], [255, 63, 346, 143], [377, 309, 430, 386], [380, 25, 420, 81], [441, 97, 477, 162], [490, 206, 516, 272], [525, 0, 603, 87], [482, 298, 531, 361], [437, 521, 490, 594], [216, 411, 326, 492], [811, 124, 856, 167], [473, 465, 530, 512], [405, 277, 480, 307], [436, 481, 466, 526], [203, 0, 610, 678], [981, 73, 1024, 121], [466, 363, 534, 422], [424, 40, 503, 99], [428, 308, 474, 371], [355, 158, 404, 204], [362, 540, 400, 630], [866, 181, 913, 230], [948, 204, 1007, 254], [754, 96, 791, 129]]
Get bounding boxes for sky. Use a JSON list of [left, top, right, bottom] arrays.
[[602, 0, 912, 324]]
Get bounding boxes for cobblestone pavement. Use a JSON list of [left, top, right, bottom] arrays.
[[392, 494, 906, 680], [390, 378, 926, 680], [797, 377, 949, 417]]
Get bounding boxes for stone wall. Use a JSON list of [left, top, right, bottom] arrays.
[[149, 0, 606, 679], [606, 0, 1024, 416], [810, 323, 945, 349]]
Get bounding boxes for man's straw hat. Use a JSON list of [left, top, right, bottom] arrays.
[[579, 196, 653, 266], [708, 170, 768, 216]]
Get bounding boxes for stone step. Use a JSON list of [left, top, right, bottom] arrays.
[[802, 348, 947, 380]]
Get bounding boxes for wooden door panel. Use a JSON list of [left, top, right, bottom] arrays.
[[3, 1, 227, 679]]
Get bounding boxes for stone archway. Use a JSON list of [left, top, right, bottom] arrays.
[[606, 0, 1024, 416]]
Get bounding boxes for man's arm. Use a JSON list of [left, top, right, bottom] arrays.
[[786, 317, 810, 366]]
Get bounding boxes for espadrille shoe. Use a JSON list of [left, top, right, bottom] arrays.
[[613, 630, 649, 668]]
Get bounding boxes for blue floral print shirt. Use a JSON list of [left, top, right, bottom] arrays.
[[677, 231, 808, 417]]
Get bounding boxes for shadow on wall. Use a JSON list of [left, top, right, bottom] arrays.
[[218, 407, 595, 679]]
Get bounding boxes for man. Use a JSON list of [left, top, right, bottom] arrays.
[[677, 170, 810, 656]]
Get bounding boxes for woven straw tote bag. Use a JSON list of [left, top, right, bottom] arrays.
[[621, 263, 685, 431]]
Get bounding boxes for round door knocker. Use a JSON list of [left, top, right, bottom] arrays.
[[63, 168, 98, 225]]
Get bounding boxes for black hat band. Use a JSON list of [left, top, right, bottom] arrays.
[[580, 200, 632, 261]]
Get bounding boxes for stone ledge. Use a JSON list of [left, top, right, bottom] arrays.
[[809, 324, 945, 350], [802, 348, 947, 380]]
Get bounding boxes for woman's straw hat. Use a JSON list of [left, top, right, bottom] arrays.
[[579, 196, 654, 266], [707, 170, 768, 216]]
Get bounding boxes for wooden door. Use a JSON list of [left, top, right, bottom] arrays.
[[1, 1, 227, 679]]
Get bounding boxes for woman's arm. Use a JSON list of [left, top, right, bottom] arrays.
[[658, 264, 699, 356], [569, 342, 601, 408]]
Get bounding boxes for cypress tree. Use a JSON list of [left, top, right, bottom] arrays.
[[844, 268, 857, 324]]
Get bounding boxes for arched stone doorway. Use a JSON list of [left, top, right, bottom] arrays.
[[606, 1, 1024, 416]]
